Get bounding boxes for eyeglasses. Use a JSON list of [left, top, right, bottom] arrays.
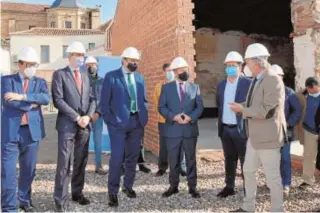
[[26, 63, 39, 68]]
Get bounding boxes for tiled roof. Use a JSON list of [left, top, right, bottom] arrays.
[[50, 0, 85, 9], [10, 28, 105, 36], [1, 2, 49, 13]]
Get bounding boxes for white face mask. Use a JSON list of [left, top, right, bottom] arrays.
[[24, 67, 36, 78], [309, 92, 320, 98]]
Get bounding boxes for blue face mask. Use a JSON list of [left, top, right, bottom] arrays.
[[225, 66, 238, 76], [75, 57, 84, 68], [166, 71, 175, 81]]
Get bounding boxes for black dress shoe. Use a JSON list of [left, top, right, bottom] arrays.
[[189, 189, 201, 198], [72, 194, 90, 205], [108, 194, 118, 207], [19, 205, 36, 212], [122, 187, 137, 198], [180, 170, 187, 177], [230, 208, 247, 212], [162, 187, 179, 198], [139, 164, 151, 173], [55, 205, 66, 212], [95, 167, 108, 175], [155, 169, 166, 177], [217, 187, 236, 198]]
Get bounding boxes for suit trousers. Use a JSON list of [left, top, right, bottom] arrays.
[[108, 114, 143, 195], [166, 137, 197, 190], [1, 126, 39, 212], [158, 123, 187, 172], [302, 129, 319, 185], [242, 139, 283, 212], [54, 127, 90, 206], [220, 126, 247, 189]]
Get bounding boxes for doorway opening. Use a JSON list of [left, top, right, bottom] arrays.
[[192, 0, 294, 118]]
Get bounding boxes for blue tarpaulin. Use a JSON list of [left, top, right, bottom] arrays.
[[88, 56, 121, 153]]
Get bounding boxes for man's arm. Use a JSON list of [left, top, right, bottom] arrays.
[[142, 77, 148, 109], [287, 92, 302, 127], [24, 79, 50, 105], [100, 73, 113, 124], [2, 77, 32, 111], [242, 76, 284, 119], [51, 71, 80, 122], [158, 86, 175, 122], [189, 85, 204, 121]]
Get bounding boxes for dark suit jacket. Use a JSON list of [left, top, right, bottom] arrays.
[[52, 66, 96, 132], [1, 73, 50, 142], [158, 81, 204, 138], [216, 76, 251, 138], [100, 68, 148, 129], [316, 102, 320, 134]]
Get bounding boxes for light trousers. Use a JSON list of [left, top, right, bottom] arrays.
[[302, 129, 318, 185]]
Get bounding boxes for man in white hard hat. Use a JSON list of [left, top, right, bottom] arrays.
[[100, 46, 148, 207], [158, 56, 204, 198], [270, 64, 301, 196], [1, 47, 50, 212], [85, 56, 107, 175], [216, 51, 251, 198], [154, 63, 187, 177], [52, 41, 96, 211], [229, 43, 286, 212]]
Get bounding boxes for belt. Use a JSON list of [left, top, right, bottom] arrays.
[[20, 124, 29, 127], [222, 123, 237, 128], [130, 112, 138, 116]]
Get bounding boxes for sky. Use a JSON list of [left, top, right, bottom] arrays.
[[4, 0, 118, 23]]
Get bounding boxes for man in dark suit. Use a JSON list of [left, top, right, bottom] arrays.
[[159, 56, 204, 198], [100, 47, 148, 207], [1, 47, 50, 212], [52, 41, 96, 211], [216, 51, 251, 198]]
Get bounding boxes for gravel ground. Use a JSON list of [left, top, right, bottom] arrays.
[[29, 155, 320, 212]]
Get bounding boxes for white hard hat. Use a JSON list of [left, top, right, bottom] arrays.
[[244, 43, 270, 59], [66, 41, 86, 54], [121, 47, 140, 60], [17, 47, 40, 64], [243, 65, 252, 77], [170, 57, 188, 70], [224, 51, 244, 63], [271, 64, 284, 76], [85, 56, 98, 64]]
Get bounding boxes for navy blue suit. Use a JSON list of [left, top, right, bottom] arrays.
[[216, 76, 251, 189], [52, 66, 96, 206], [158, 81, 204, 189], [1, 73, 49, 212], [100, 68, 148, 195]]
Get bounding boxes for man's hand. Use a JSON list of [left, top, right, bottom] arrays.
[[4, 93, 24, 101], [92, 112, 100, 123], [181, 113, 191, 124], [229, 102, 243, 113], [173, 114, 184, 124], [77, 115, 91, 128]]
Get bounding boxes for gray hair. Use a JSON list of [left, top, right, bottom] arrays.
[[250, 56, 269, 70]]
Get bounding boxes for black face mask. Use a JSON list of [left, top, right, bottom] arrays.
[[178, 71, 189, 82], [127, 63, 138, 72], [87, 66, 97, 75]]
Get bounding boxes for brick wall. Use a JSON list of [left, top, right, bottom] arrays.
[[111, 0, 195, 154]]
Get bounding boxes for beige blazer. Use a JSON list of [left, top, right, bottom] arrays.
[[242, 68, 286, 149]]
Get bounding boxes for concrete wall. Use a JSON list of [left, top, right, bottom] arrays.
[[1, 11, 47, 38], [194, 28, 294, 108], [111, 0, 195, 154], [10, 34, 104, 79], [0, 47, 11, 75]]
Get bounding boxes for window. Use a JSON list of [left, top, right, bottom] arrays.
[[88, 43, 95, 50], [50, 22, 56, 28], [40, 45, 50, 63], [65, 21, 72, 29], [62, 45, 68, 58], [81, 23, 86, 29], [29, 25, 36, 30]]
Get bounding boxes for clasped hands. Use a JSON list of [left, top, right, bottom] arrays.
[[77, 115, 91, 128], [173, 113, 191, 124], [4, 92, 39, 108]]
